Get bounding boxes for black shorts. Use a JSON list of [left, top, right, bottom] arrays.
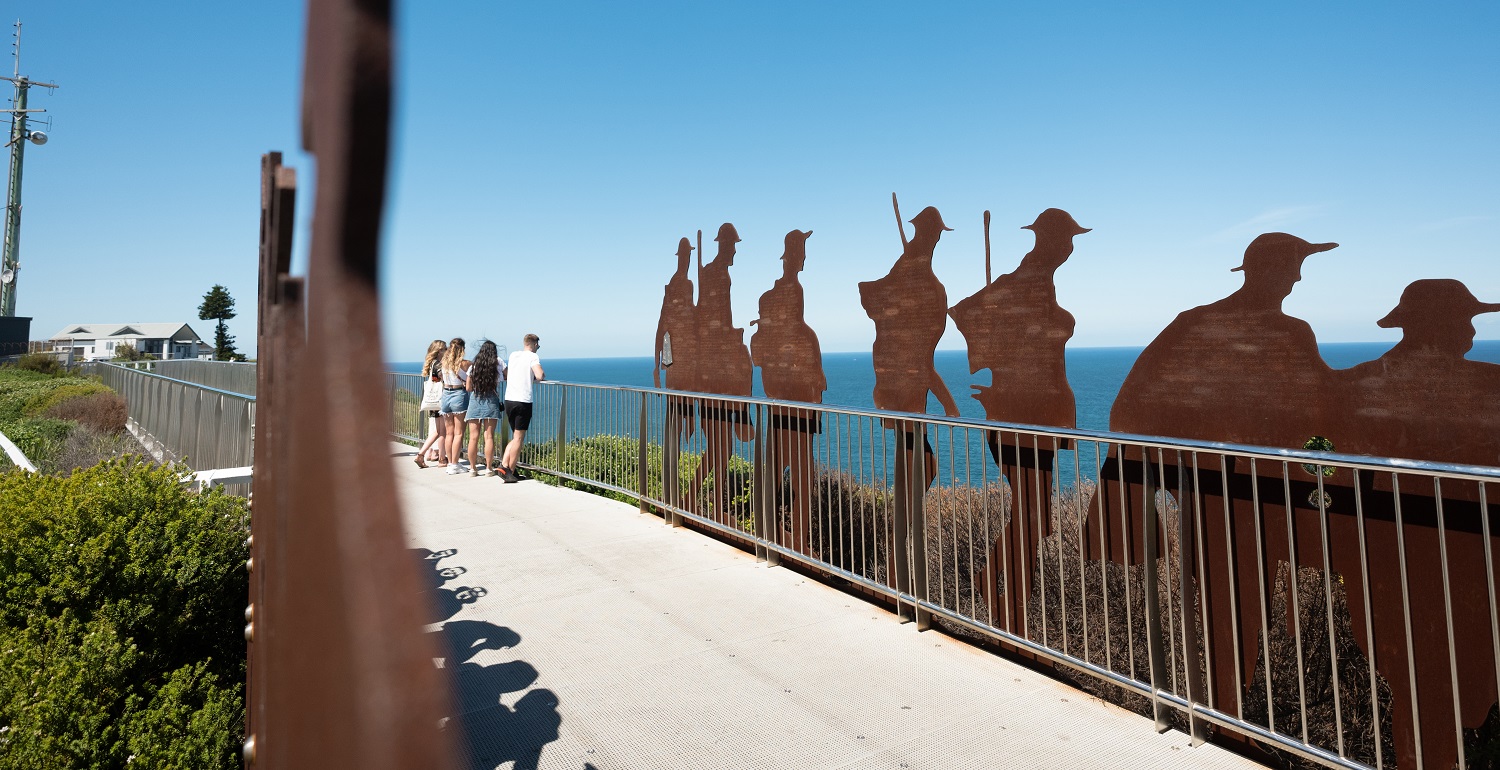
[[504, 400, 533, 431]]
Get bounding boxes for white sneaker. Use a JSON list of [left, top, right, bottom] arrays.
[[445, 465, 462, 475]]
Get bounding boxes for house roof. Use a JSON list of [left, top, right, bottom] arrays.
[[47, 323, 204, 342]]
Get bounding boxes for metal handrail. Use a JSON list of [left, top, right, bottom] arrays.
[[82, 361, 256, 475], [541, 379, 1500, 482], [404, 378, 1498, 770], [90, 357, 1500, 769]]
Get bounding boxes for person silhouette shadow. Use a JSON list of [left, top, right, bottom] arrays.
[[461, 688, 562, 770]]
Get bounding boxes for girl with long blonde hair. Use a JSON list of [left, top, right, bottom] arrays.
[[414, 339, 448, 468], [438, 338, 471, 474]]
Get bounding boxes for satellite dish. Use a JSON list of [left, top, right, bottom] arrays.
[[27, 131, 45, 146], [0, 268, 13, 284]]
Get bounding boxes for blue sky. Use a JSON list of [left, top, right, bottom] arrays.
[[11, 1, 1499, 360]]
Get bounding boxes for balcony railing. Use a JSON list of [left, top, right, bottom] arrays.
[[113, 358, 259, 397], [386, 377, 1500, 770], [84, 361, 255, 473], [88, 358, 1500, 770]]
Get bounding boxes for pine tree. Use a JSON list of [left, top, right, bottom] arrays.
[[197, 285, 239, 361]]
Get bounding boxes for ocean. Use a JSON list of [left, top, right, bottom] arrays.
[[392, 340, 1500, 434]]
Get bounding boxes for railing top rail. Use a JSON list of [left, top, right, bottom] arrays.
[[89, 361, 258, 402], [534, 378, 1500, 483]]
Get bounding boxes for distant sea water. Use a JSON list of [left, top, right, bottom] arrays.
[[392, 340, 1500, 434]]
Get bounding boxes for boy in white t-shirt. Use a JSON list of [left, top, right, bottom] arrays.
[[498, 333, 544, 482]]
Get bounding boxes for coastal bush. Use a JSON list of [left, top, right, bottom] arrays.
[[7, 353, 62, 376], [0, 458, 248, 769], [44, 390, 128, 435], [19, 381, 111, 419], [0, 417, 72, 468], [521, 435, 755, 527]]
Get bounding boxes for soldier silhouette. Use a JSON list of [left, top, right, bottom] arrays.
[[1098, 232, 1344, 755], [860, 202, 958, 622], [751, 229, 825, 554], [655, 238, 699, 424], [861, 205, 961, 425], [654, 237, 699, 511], [951, 207, 1086, 432], [949, 207, 1087, 628], [1338, 279, 1500, 466], [688, 223, 754, 519], [1320, 278, 1500, 770], [1111, 232, 1339, 447]]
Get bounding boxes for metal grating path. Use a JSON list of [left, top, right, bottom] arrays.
[[395, 444, 1266, 770]]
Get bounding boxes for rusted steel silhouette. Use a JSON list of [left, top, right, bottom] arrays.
[[861, 198, 960, 623], [654, 237, 699, 510], [1340, 279, 1500, 468], [1316, 279, 1500, 770], [687, 223, 755, 517], [751, 229, 825, 554], [1111, 232, 1339, 446], [1095, 232, 1339, 748], [654, 237, 700, 398], [950, 207, 1088, 634], [1096, 233, 1500, 769], [248, 0, 457, 764]]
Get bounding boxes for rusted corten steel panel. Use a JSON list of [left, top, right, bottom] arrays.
[[949, 207, 1089, 637], [246, 0, 458, 766], [751, 229, 825, 554], [1102, 233, 1500, 770], [685, 224, 755, 515], [651, 197, 1500, 767]]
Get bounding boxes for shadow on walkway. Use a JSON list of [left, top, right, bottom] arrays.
[[412, 548, 566, 770]]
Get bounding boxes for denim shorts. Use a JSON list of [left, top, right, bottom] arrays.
[[466, 393, 502, 421], [439, 389, 469, 415]]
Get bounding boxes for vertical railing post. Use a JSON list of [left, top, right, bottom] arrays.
[[911, 421, 931, 631], [554, 386, 567, 485], [663, 397, 682, 527], [1141, 450, 1171, 732], [637, 391, 649, 514], [1178, 452, 1208, 745], [752, 403, 778, 566]]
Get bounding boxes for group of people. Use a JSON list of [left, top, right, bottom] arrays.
[[413, 334, 545, 481]]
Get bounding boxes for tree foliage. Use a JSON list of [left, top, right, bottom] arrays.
[[197, 285, 239, 361], [110, 342, 155, 362]]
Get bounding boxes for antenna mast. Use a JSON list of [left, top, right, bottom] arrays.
[[0, 20, 58, 318]]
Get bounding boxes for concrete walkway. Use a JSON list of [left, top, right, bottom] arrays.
[[394, 445, 1266, 770]]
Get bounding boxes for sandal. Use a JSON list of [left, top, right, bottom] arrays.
[[414, 455, 427, 469]]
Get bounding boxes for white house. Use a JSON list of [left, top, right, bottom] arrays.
[[46, 323, 213, 362]]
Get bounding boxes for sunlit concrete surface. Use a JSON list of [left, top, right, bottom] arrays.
[[394, 444, 1266, 770]]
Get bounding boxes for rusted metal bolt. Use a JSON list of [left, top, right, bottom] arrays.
[[243, 735, 256, 764], [245, 623, 254, 643], [246, 556, 254, 573], [245, 604, 254, 623]]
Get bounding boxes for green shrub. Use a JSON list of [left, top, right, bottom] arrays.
[[0, 417, 72, 468], [20, 382, 110, 419], [6, 353, 63, 376], [0, 375, 106, 422], [0, 458, 248, 769]]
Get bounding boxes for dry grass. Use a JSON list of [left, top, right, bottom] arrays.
[[1243, 562, 1394, 769], [790, 470, 1407, 766], [48, 423, 148, 475], [45, 391, 128, 434]]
